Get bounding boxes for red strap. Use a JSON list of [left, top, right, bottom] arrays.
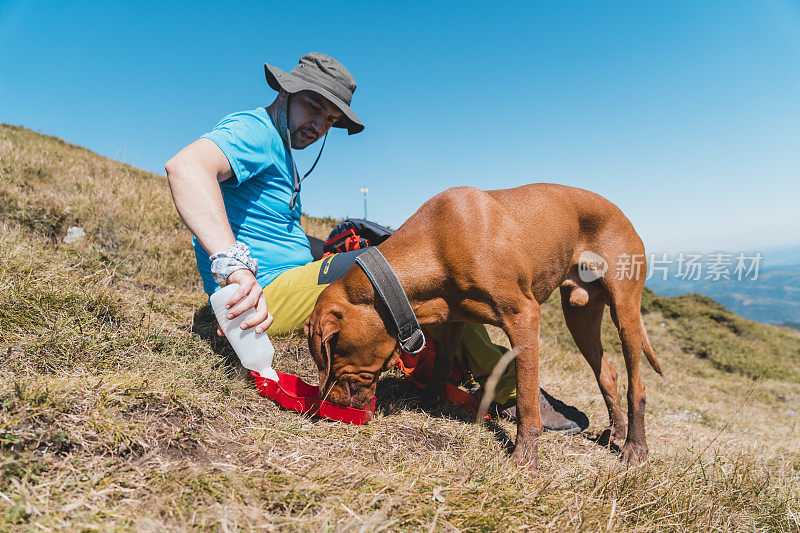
[[324, 228, 358, 249], [322, 228, 362, 258]]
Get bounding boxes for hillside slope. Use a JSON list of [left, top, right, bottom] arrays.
[[1, 124, 799, 531]]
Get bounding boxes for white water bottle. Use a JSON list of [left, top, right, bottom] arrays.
[[210, 283, 279, 381]]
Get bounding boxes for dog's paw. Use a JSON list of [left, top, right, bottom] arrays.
[[512, 441, 539, 469], [513, 430, 541, 469], [620, 441, 648, 466]]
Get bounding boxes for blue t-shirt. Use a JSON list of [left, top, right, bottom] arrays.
[[193, 107, 313, 295]]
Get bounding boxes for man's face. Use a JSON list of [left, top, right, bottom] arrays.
[[288, 91, 343, 149]]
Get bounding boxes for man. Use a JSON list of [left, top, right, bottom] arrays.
[[165, 52, 588, 432]]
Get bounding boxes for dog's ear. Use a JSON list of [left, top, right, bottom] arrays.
[[307, 313, 324, 376], [318, 312, 340, 386]]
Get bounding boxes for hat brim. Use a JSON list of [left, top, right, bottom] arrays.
[[265, 63, 364, 135]]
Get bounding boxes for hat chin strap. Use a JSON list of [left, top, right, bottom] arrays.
[[276, 95, 327, 211]]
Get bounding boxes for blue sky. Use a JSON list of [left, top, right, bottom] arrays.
[[2, 1, 799, 254]]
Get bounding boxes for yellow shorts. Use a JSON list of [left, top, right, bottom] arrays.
[[263, 251, 365, 335]]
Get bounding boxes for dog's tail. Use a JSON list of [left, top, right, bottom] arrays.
[[640, 317, 662, 375]]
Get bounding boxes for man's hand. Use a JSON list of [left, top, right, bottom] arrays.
[[215, 269, 274, 337]]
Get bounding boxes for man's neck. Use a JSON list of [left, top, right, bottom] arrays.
[[266, 94, 292, 149]]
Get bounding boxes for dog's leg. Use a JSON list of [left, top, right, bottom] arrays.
[[422, 322, 465, 407], [609, 293, 649, 466], [559, 286, 626, 444], [503, 301, 542, 468]]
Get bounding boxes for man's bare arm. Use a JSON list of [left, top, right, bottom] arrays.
[[165, 139, 273, 334], [165, 138, 236, 254]]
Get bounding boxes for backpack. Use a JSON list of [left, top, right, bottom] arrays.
[[322, 218, 393, 257]]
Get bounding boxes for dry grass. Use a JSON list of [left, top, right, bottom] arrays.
[[300, 214, 339, 241], [1, 123, 800, 531]]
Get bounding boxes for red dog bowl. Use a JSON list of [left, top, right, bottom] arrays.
[[251, 370, 376, 425]]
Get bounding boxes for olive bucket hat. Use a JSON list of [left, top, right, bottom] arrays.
[[265, 52, 364, 135]]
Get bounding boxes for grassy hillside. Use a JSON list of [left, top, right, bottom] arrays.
[[1, 123, 799, 531]]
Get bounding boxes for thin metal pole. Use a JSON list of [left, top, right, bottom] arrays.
[[361, 187, 369, 219]]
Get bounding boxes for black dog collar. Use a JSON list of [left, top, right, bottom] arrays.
[[354, 247, 426, 354]]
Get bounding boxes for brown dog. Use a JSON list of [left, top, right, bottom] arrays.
[[305, 184, 661, 466]]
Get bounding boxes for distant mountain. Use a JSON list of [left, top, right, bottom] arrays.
[[646, 247, 800, 325], [758, 244, 800, 269]]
